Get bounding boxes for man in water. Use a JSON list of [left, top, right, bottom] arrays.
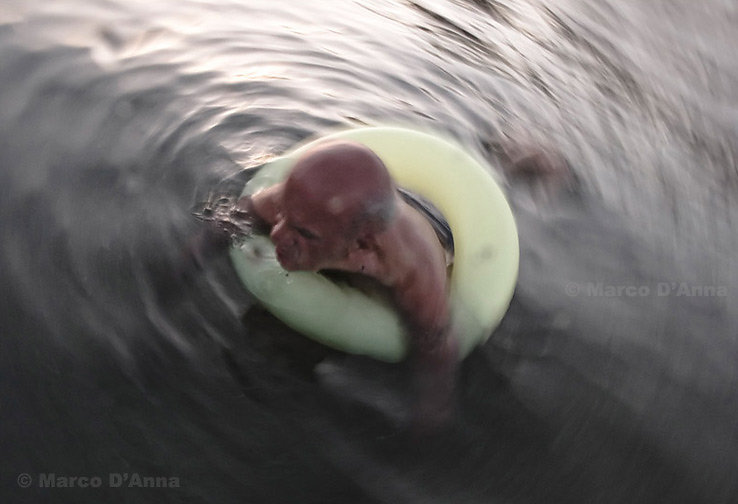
[[222, 140, 458, 431]]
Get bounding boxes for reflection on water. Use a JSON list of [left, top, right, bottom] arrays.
[[1, 0, 736, 502]]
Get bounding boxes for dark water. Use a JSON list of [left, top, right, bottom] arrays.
[[2, 0, 737, 502]]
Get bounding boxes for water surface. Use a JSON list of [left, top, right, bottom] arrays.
[[1, 0, 737, 502]]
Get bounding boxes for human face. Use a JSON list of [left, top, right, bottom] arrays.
[[269, 176, 357, 271]]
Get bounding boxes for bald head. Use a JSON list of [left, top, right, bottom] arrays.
[[286, 141, 396, 233]]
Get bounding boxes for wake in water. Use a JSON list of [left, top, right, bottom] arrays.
[[192, 196, 255, 241]]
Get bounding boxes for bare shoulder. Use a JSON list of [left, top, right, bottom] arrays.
[[390, 202, 451, 330]]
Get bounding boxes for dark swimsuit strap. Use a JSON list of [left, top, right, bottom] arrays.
[[397, 187, 454, 255]]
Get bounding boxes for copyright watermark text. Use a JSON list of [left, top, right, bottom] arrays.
[[17, 472, 180, 489], [565, 281, 728, 298]]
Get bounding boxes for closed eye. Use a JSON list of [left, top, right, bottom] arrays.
[[295, 226, 319, 240]]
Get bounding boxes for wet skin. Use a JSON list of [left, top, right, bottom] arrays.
[[235, 141, 459, 430]]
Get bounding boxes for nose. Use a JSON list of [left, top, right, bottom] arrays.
[[270, 219, 294, 247]]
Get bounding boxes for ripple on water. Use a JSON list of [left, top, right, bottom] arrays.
[[1, 1, 737, 503]]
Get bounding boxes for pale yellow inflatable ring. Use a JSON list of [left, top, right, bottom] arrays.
[[230, 127, 519, 362]]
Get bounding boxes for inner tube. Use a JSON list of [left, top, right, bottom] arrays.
[[230, 127, 519, 362]]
